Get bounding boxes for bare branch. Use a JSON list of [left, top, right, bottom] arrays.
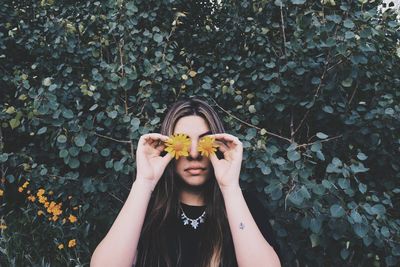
[[209, 98, 292, 143], [293, 109, 310, 136], [108, 192, 124, 204], [297, 135, 343, 149], [95, 133, 131, 144], [280, 2, 287, 56]]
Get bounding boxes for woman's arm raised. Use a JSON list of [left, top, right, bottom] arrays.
[[90, 134, 172, 267], [210, 133, 281, 267]]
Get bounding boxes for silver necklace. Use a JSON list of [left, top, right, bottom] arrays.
[[180, 207, 206, 229]]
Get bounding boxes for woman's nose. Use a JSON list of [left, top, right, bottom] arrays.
[[188, 139, 200, 159]]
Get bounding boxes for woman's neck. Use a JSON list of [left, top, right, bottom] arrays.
[[179, 189, 205, 206]]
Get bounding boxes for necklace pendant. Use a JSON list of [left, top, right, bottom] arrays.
[[191, 220, 199, 229], [180, 208, 206, 230]]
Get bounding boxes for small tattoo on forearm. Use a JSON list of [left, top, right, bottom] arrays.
[[239, 222, 245, 230]]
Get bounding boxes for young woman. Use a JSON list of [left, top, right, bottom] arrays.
[[91, 97, 281, 267]]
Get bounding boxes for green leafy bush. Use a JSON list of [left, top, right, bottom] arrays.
[[1, 0, 399, 266]]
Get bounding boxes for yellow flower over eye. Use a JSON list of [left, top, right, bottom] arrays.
[[164, 134, 191, 159], [197, 136, 219, 157]]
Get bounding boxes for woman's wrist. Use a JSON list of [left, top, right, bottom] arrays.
[[133, 178, 157, 193], [219, 183, 241, 196]]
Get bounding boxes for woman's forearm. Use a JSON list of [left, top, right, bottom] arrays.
[[221, 185, 281, 267], [90, 179, 154, 267]]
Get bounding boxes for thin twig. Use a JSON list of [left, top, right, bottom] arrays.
[[297, 135, 343, 149], [313, 54, 329, 100], [347, 82, 358, 108], [130, 142, 135, 164], [290, 110, 294, 142], [327, 59, 344, 72], [209, 98, 292, 142], [95, 133, 131, 144], [0, 127, 4, 178], [293, 110, 310, 136], [107, 192, 124, 204], [280, 2, 287, 56], [118, 39, 125, 76]]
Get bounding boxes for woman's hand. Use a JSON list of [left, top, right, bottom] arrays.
[[209, 133, 243, 191], [135, 133, 172, 190]]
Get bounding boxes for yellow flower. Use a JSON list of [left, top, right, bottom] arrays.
[[37, 189, 45, 197], [197, 136, 219, 157], [47, 201, 62, 216], [68, 239, 76, 248], [58, 244, 64, 250], [164, 133, 191, 159], [27, 195, 36, 202], [0, 189, 3, 197], [22, 181, 29, 188], [18, 187, 24, 193], [52, 215, 59, 221], [39, 195, 48, 204], [68, 214, 77, 223], [38, 210, 44, 216]]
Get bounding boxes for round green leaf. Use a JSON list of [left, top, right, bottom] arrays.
[[330, 204, 345, 217], [101, 148, 111, 157], [74, 134, 86, 147], [69, 158, 80, 169], [57, 135, 67, 143], [287, 150, 301, 161], [316, 132, 328, 139]]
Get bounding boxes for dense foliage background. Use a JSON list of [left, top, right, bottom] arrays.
[[1, 0, 399, 266]]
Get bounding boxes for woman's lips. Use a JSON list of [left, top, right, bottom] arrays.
[[186, 168, 205, 175]]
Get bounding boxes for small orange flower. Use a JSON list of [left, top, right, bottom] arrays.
[[164, 133, 191, 159], [58, 244, 64, 250], [197, 136, 219, 157], [18, 187, 24, 193], [27, 195, 36, 202], [37, 210, 44, 216], [0, 223, 7, 230], [52, 215, 59, 221], [68, 215, 77, 223], [37, 189, 45, 197], [47, 201, 62, 216], [0, 189, 4, 197], [68, 239, 76, 248], [22, 181, 29, 188], [73, 206, 78, 210]]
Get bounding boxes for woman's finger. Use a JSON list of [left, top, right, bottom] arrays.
[[216, 141, 229, 154], [161, 152, 173, 167], [140, 133, 169, 145], [209, 152, 219, 166], [212, 133, 242, 145]]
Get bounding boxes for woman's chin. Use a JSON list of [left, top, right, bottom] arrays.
[[179, 174, 210, 189]]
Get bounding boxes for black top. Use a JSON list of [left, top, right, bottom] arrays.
[[135, 192, 280, 267], [176, 192, 280, 266]]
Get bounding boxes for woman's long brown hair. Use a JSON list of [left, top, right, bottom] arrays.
[[135, 97, 237, 267]]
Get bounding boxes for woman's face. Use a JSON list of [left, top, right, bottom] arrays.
[[173, 115, 213, 187]]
